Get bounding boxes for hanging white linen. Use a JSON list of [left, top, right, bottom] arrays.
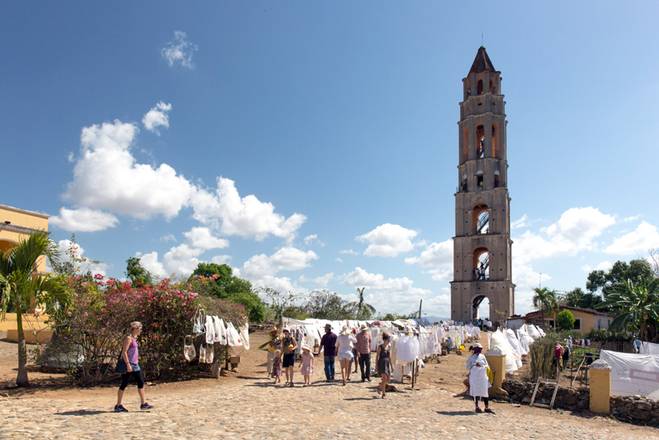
[[205, 315, 216, 344], [240, 323, 250, 350]]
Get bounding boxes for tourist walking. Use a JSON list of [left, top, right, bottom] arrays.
[[300, 345, 314, 386], [259, 329, 281, 377], [318, 324, 337, 382], [376, 332, 393, 398], [336, 326, 356, 385], [271, 349, 282, 384], [352, 328, 359, 374], [114, 321, 153, 412], [467, 343, 492, 413], [356, 324, 372, 382], [281, 328, 297, 387]]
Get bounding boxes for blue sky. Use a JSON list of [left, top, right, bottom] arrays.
[[2, 1, 658, 318]]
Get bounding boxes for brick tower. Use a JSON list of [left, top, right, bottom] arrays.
[[450, 47, 514, 324]]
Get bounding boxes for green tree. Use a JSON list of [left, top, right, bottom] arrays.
[[587, 260, 655, 298], [562, 287, 603, 310], [533, 287, 559, 329], [556, 309, 576, 331], [605, 278, 658, 340], [261, 288, 297, 327], [304, 290, 352, 320], [0, 232, 71, 386], [190, 263, 266, 322], [126, 257, 153, 286]]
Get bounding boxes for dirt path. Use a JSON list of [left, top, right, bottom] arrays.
[[0, 332, 657, 439]]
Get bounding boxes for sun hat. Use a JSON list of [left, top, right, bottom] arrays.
[[324, 323, 332, 329], [472, 342, 483, 349], [301, 344, 311, 351], [340, 326, 350, 336], [360, 324, 368, 332], [283, 328, 290, 333]]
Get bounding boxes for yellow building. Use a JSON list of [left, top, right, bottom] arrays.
[[0, 203, 49, 272], [0, 204, 52, 343], [525, 305, 613, 336]]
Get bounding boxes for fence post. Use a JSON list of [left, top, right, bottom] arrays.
[[485, 349, 509, 399], [589, 359, 611, 414]]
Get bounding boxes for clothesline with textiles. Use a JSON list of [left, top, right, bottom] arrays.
[[183, 309, 250, 365], [487, 323, 546, 373]]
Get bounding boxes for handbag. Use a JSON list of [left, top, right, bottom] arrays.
[[204, 344, 214, 364], [184, 335, 197, 362], [116, 355, 128, 373]]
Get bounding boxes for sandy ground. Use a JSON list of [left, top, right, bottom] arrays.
[[0, 331, 657, 439]]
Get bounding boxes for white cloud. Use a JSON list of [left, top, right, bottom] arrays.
[[605, 221, 659, 256], [313, 272, 334, 287], [211, 255, 232, 265], [342, 266, 445, 316], [160, 234, 177, 243], [138, 251, 167, 278], [64, 120, 195, 220], [50, 207, 118, 232], [161, 31, 198, 69], [582, 261, 613, 273], [622, 215, 641, 223], [304, 234, 324, 246], [405, 239, 453, 281], [242, 246, 318, 278], [511, 214, 528, 230], [142, 101, 172, 133], [163, 244, 203, 277], [357, 223, 418, 257], [183, 226, 229, 250], [335, 257, 344, 263], [515, 207, 615, 264], [340, 249, 358, 256], [56, 239, 108, 275], [191, 177, 306, 241]]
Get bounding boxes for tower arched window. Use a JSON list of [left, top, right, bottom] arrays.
[[473, 247, 491, 280], [472, 204, 490, 234], [476, 125, 485, 158], [475, 170, 484, 190], [477, 80, 483, 95], [494, 170, 501, 188]]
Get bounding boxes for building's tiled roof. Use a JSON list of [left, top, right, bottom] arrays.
[[525, 305, 610, 319]]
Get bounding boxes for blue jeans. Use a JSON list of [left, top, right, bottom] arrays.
[[324, 355, 335, 381]]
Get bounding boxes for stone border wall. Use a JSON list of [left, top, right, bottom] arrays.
[[503, 379, 659, 427]]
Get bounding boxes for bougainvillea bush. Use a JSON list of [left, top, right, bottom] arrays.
[[44, 275, 227, 385]]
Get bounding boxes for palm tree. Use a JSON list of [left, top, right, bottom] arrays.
[[606, 278, 658, 340], [0, 232, 69, 386], [533, 287, 559, 330], [349, 287, 376, 320]]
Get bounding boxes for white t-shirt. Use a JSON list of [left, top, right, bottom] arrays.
[[337, 334, 356, 356]]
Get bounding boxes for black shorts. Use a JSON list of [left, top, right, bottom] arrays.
[[282, 353, 295, 368]]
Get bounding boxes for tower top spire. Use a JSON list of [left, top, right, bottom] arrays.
[[469, 46, 496, 74]]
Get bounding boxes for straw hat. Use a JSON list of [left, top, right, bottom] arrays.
[[360, 324, 368, 332], [340, 326, 350, 336], [301, 344, 311, 352], [472, 342, 483, 349]]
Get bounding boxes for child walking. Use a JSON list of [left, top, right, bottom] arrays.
[[271, 349, 282, 384], [300, 345, 314, 386]]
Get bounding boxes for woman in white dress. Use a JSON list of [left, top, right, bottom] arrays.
[[336, 327, 356, 385], [466, 343, 493, 413]]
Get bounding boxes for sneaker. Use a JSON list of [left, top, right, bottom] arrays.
[[140, 403, 154, 410], [475, 407, 483, 413], [484, 408, 495, 414], [114, 404, 128, 413]]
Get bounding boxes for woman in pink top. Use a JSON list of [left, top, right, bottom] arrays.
[[115, 321, 153, 412]]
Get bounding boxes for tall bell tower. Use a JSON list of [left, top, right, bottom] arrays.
[[450, 47, 514, 324]]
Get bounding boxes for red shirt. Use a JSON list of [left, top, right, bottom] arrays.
[[355, 331, 371, 354]]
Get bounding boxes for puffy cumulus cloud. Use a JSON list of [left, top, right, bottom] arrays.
[[142, 101, 172, 133], [191, 177, 306, 241], [342, 267, 446, 316], [161, 31, 198, 69], [56, 239, 108, 275], [50, 207, 118, 232], [183, 226, 229, 250], [211, 255, 232, 265], [163, 244, 203, 277], [300, 272, 334, 288], [515, 207, 615, 264], [64, 120, 195, 220], [138, 251, 167, 278], [405, 239, 453, 281], [242, 247, 318, 278], [605, 221, 659, 256], [512, 260, 551, 315], [357, 223, 418, 257], [240, 246, 317, 294]]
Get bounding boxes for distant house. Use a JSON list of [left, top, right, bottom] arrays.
[[0, 203, 50, 273], [524, 306, 612, 336]]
